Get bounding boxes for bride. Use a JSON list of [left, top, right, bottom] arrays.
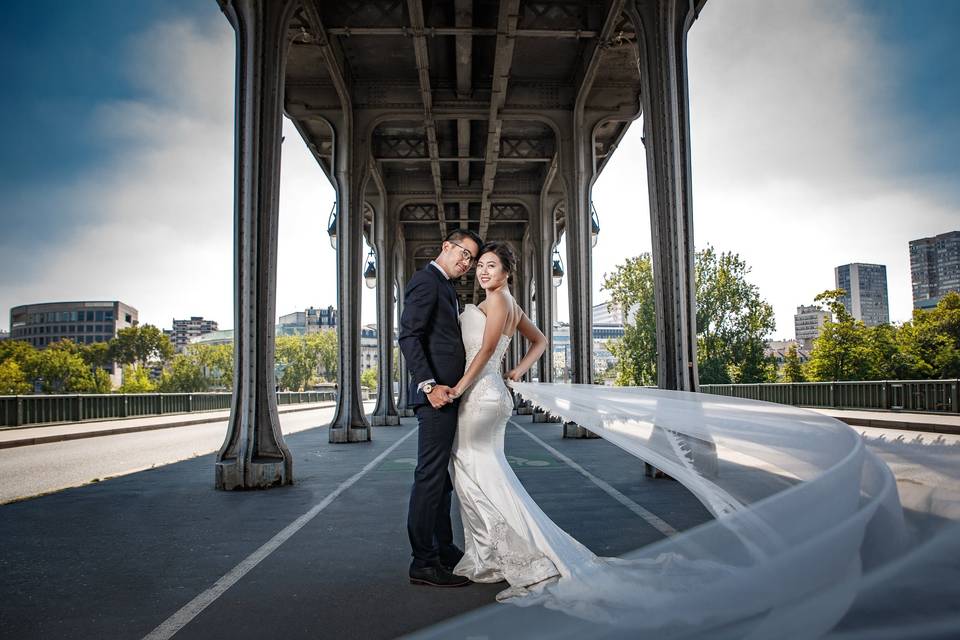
[[447, 241, 604, 601]]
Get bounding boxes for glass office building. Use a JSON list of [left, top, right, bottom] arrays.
[[835, 263, 889, 326]]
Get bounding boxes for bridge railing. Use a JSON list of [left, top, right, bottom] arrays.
[[700, 380, 960, 414], [0, 388, 353, 428]]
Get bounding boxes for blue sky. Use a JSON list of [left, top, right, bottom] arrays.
[[0, 1, 957, 337]]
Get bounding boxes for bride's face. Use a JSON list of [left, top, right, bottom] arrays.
[[476, 252, 509, 290]]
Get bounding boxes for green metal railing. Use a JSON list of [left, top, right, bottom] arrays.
[[700, 379, 960, 414], [0, 389, 343, 428]]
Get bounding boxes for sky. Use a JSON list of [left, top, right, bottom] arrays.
[[0, 1, 957, 339]]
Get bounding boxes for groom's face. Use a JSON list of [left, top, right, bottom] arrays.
[[438, 237, 480, 278]]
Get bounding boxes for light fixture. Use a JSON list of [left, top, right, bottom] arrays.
[[590, 202, 600, 248], [552, 248, 564, 287], [327, 202, 337, 250], [364, 249, 377, 289]]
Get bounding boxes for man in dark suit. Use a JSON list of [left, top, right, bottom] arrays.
[[399, 228, 483, 587]]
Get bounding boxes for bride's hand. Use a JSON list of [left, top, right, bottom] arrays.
[[450, 383, 464, 398], [505, 368, 523, 382]]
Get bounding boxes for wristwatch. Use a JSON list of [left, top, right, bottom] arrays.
[[422, 382, 435, 395]]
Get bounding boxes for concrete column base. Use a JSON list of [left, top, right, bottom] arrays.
[[329, 426, 372, 443], [563, 421, 599, 438], [532, 409, 561, 423], [370, 414, 401, 426], [215, 457, 291, 490]]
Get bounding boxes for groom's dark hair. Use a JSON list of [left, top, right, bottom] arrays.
[[444, 228, 483, 251]]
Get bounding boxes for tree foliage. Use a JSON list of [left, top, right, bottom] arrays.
[[601, 246, 777, 386], [360, 366, 378, 391], [780, 343, 806, 382], [110, 324, 174, 368]]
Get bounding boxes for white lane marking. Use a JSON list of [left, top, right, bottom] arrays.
[[510, 420, 679, 537], [143, 427, 417, 640]]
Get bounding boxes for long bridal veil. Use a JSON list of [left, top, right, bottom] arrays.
[[414, 383, 960, 639]]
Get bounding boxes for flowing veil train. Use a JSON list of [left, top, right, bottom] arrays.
[[416, 383, 960, 639]]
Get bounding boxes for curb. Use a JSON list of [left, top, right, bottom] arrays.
[[0, 402, 336, 450]]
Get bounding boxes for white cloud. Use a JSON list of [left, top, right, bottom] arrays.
[[0, 14, 362, 332], [584, 0, 959, 336]]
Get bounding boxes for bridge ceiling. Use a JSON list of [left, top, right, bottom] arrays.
[[284, 0, 643, 262]]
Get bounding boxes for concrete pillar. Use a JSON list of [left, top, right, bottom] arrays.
[[371, 188, 400, 426], [559, 125, 601, 439], [329, 111, 372, 443], [559, 132, 595, 388], [215, 0, 297, 490], [635, 0, 699, 393]]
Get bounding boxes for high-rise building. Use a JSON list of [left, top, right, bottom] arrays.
[[794, 305, 831, 349], [910, 230, 960, 310], [835, 263, 889, 326], [165, 317, 219, 352], [8, 301, 139, 386]]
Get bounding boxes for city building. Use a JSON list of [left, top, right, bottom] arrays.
[[794, 305, 831, 349], [0, 330, 8, 341], [835, 263, 889, 326], [165, 317, 219, 352], [278, 305, 337, 334], [765, 339, 810, 365], [910, 230, 960, 310], [8, 301, 139, 386]]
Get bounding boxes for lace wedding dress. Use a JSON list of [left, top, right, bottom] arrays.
[[449, 303, 605, 601]]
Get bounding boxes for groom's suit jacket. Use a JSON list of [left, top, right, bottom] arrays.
[[398, 263, 466, 409]]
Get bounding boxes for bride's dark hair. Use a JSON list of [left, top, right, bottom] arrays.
[[479, 241, 517, 285]]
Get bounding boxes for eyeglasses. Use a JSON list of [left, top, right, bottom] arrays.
[[448, 240, 477, 265]]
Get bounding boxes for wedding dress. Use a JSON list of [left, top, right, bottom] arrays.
[[450, 303, 604, 601]]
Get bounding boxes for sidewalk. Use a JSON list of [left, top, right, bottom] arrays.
[[0, 401, 334, 449], [812, 407, 960, 435]]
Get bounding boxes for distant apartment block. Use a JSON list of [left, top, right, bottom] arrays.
[[835, 263, 889, 326], [165, 316, 219, 352], [794, 305, 831, 349], [279, 305, 338, 335], [8, 301, 138, 385], [910, 230, 960, 310]]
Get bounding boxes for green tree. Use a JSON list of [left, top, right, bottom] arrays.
[[158, 354, 209, 392], [360, 366, 378, 391], [0, 339, 37, 368], [310, 330, 339, 381], [110, 324, 174, 368], [275, 335, 321, 391], [0, 359, 31, 394], [25, 342, 98, 393], [601, 247, 777, 386], [601, 254, 657, 386], [119, 364, 156, 393], [896, 291, 960, 379], [187, 343, 233, 389], [780, 343, 806, 382], [805, 289, 872, 381]]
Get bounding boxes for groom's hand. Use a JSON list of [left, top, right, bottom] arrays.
[[427, 385, 453, 408]]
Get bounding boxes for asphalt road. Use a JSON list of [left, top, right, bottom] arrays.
[[0, 404, 373, 504]]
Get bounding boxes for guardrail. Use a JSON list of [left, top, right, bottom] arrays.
[[0, 388, 356, 428], [700, 379, 960, 414]]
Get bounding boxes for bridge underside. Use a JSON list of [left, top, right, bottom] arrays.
[[215, 0, 706, 488]]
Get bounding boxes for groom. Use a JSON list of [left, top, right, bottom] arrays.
[[398, 228, 483, 587]]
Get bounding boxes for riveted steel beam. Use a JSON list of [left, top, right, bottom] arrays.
[[407, 0, 448, 238]]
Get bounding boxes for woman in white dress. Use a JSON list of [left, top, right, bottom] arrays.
[[447, 242, 604, 601]]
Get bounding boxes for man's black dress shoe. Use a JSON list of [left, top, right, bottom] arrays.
[[409, 565, 471, 588]]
